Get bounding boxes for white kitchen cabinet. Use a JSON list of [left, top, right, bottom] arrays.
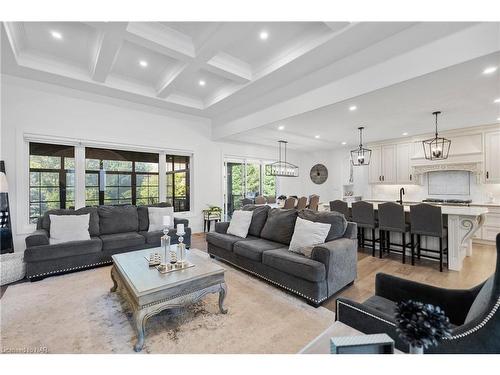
[[396, 142, 414, 184], [368, 146, 382, 184], [381, 144, 397, 183], [485, 131, 500, 183]]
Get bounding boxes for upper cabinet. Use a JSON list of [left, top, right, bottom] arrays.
[[396, 142, 413, 184], [485, 131, 500, 183], [368, 145, 398, 184]]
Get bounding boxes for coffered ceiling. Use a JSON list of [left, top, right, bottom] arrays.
[[2, 21, 499, 149]]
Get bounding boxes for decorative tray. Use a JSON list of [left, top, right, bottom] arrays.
[[156, 261, 195, 274]]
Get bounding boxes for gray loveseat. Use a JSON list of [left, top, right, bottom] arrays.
[[206, 206, 358, 306], [24, 204, 191, 281]]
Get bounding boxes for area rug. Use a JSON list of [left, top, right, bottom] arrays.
[[0, 260, 334, 354]]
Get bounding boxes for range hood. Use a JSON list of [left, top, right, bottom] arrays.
[[412, 161, 483, 183]]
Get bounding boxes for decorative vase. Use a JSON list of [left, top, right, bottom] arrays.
[[409, 344, 424, 354]]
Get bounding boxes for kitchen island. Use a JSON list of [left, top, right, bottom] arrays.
[[326, 201, 489, 272]]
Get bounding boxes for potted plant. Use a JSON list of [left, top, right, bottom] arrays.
[[203, 205, 222, 219], [395, 300, 452, 354]]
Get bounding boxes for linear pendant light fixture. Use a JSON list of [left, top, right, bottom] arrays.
[[351, 127, 372, 166], [422, 111, 451, 161], [266, 140, 299, 177]]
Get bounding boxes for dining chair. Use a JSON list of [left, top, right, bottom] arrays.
[[283, 197, 296, 209], [308, 195, 320, 211], [254, 195, 266, 204], [296, 196, 308, 210]]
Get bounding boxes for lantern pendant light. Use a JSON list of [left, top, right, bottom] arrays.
[[350, 127, 372, 166], [422, 111, 451, 161]]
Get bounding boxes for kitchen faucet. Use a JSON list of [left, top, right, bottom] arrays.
[[397, 187, 405, 205]]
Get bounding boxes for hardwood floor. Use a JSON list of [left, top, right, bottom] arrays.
[[193, 232, 496, 312]]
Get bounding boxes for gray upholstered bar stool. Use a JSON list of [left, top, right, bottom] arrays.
[[351, 201, 379, 256], [409, 203, 448, 272], [378, 202, 412, 263], [329, 200, 350, 220]]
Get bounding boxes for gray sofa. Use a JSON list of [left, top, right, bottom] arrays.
[[24, 204, 191, 281], [206, 206, 358, 306]]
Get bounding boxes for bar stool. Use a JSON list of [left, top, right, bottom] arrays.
[[329, 200, 350, 220], [351, 201, 379, 256], [378, 202, 413, 263], [410, 203, 448, 272]]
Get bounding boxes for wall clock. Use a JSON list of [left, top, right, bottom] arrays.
[[310, 164, 328, 184]]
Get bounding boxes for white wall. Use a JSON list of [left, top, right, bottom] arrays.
[[0, 76, 316, 251]]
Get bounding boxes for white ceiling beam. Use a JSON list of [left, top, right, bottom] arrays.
[[90, 22, 128, 83], [125, 22, 195, 62], [323, 22, 352, 33], [205, 52, 252, 83], [2, 22, 26, 61], [156, 62, 195, 98], [212, 23, 500, 140]]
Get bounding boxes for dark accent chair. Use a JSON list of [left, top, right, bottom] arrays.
[[410, 203, 448, 272], [336, 233, 500, 353], [329, 200, 349, 219], [378, 202, 412, 263], [24, 204, 191, 281], [352, 201, 379, 256]]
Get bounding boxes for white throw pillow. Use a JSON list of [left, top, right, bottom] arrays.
[[49, 214, 91, 245], [148, 207, 174, 232], [289, 217, 331, 255], [227, 210, 253, 238]]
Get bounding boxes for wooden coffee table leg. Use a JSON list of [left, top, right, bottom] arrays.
[[218, 282, 228, 314], [110, 265, 118, 292]]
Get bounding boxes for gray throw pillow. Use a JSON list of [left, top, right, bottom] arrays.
[[260, 208, 298, 245], [242, 204, 271, 237], [298, 209, 347, 241], [98, 205, 139, 235]]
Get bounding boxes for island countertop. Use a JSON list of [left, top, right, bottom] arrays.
[[359, 200, 489, 216]]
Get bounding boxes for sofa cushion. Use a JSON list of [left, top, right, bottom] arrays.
[[98, 205, 139, 235], [242, 204, 271, 237], [49, 213, 91, 245], [260, 208, 298, 245], [227, 210, 253, 238], [38, 207, 100, 237], [363, 295, 397, 320], [206, 232, 257, 252], [298, 209, 347, 241], [465, 276, 494, 324], [137, 203, 173, 231], [262, 248, 326, 282], [100, 232, 145, 251], [24, 237, 102, 263], [289, 217, 331, 254], [233, 239, 284, 262]]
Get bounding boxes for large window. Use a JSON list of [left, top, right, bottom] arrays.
[[29, 143, 75, 223], [166, 155, 190, 212], [85, 148, 159, 206]]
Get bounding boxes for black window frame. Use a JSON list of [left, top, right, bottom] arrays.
[[85, 147, 159, 207], [166, 155, 190, 212], [28, 142, 75, 223]]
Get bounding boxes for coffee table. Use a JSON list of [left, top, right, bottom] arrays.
[[110, 247, 227, 352]]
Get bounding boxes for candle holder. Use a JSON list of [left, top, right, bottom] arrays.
[[159, 225, 172, 271], [177, 230, 186, 265]]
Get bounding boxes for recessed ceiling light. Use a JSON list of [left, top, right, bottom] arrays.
[[50, 30, 63, 40], [483, 66, 498, 75], [259, 31, 269, 40], [349, 105, 357, 111], [497, 117, 500, 122], [341, 141, 347, 145], [139, 60, 148, 67], [278, 125, 285, 130], [402, 132, 408, 136], [315, 135, 320, 139], [199, 80, 206, 87], [494, 98, 500, 103]]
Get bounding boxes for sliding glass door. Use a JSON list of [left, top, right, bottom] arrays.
[[224, 158, 277, 219]]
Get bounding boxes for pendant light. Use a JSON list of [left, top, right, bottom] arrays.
[[422, 111, 451, 160], [351, 127, 372, 166], [266, 140, 299, 177]]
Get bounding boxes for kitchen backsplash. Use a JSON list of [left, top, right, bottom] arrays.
[[369, 172, 500, 204]]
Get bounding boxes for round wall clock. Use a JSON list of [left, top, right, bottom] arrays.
[[310, 164, 328, 184]]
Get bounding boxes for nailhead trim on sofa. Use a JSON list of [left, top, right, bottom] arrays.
[[212, 255, 326, 304], [336, 299, 397, 326], [27, 260, 113, 279]]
